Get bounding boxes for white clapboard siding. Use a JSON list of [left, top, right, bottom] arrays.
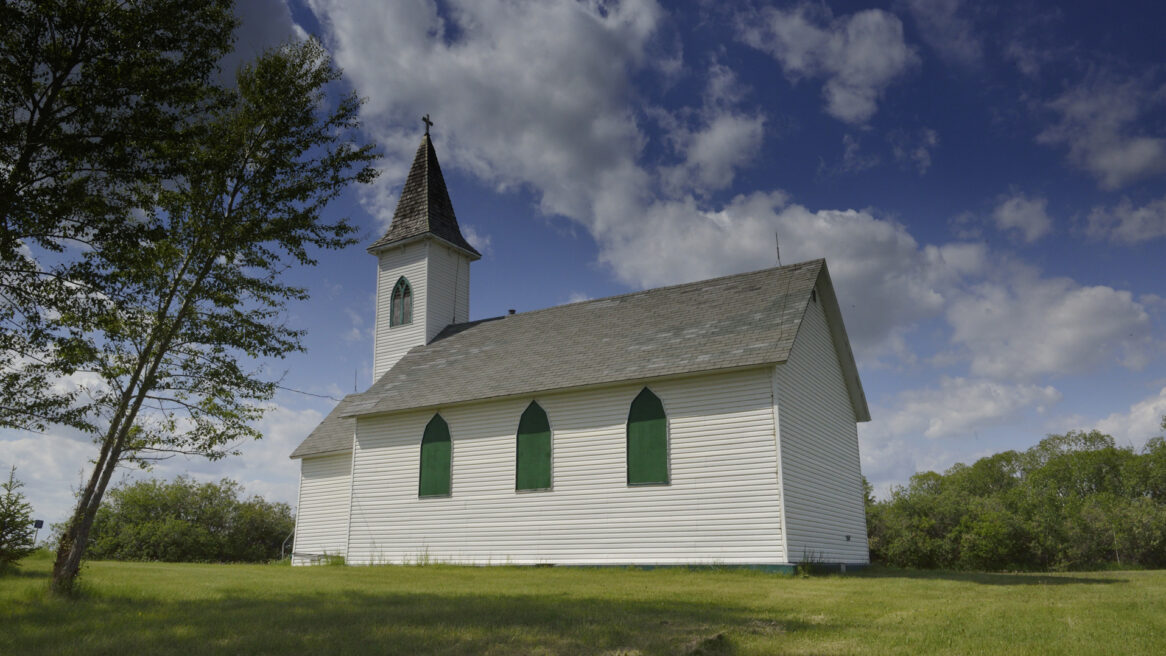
[[292, 453, 352, 566], [373, 242, 428, 379], [425, 242, 470, 341], [776, 292, 870, 564], [346, 368, 785, 565]]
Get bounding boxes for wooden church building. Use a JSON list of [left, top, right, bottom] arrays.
[[289, 130, 872, 568]]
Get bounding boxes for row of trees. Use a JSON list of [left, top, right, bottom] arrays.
[[2, 1, 378, 592], [866, 423, 1166, 571]]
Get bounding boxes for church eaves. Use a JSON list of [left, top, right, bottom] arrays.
[[367, 132, 482, 259]]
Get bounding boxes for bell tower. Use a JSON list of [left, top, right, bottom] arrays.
[[368, 121, 481, 379]]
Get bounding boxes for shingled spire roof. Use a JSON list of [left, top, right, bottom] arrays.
[[368, 133, 481, 259]]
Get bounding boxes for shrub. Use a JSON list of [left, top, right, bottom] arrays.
[[86, 477, 294, 563]]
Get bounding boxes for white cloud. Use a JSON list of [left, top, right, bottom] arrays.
[[902, 0, 982, 66], [884, 377, 1061, 439], [663, 112, 766, 193], [1095, 387, 1166, 449], [595, 191, 987, 358], [739, 3, 919, 124], [658, 65, 766, 195], [1037, 73, 1166, 189], [888, 127, 939, 174], [0, 431, 99, 530], [310, 0, 661, 226], [993, 193, 1053, 243], [461, 224, 494, 256], [221, 0, 306, 81], [1085, 195, 1166, 244], [947, 266, 1154, 380], [304, 0, 1157, 382], [836, 134, 880, 173]]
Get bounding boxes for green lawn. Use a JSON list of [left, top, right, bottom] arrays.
[[3, 551, 1164, 655]]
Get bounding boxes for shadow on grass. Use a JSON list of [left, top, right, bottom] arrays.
[[1, 587, 827, 656], [856, 566, 1126, 586], [0, 566, 50, 580]]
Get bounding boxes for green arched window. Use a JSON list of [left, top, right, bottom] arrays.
[[390, 277, 412, 326], [418, 414, 451, 497], [627, 388, 669, 485], [516, 401, 552, 491]]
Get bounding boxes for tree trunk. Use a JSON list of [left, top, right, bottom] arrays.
[[50, 442, 122, 595]]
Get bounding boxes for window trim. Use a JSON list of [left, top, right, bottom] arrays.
[[626, 387, 671, 487], [515, 400, 554, 493], [390, 276, 413, 327]]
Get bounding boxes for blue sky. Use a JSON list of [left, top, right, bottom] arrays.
[[5, 0, 1165, 526]]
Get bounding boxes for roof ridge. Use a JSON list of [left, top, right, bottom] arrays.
[[452, 258, 824, 325]]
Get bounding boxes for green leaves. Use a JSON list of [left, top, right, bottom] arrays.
[[10, 9, 381, 593], [0, 467, 37, 570], [1, 0, 237, 432], [868, 427, 1166, 571], [86, 477, 294, 563]]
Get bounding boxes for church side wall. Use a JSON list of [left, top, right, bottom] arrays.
[[775, 293, 870, 564], [373, 243, 428, 379], [292, 453, 352, 566], [425, 243, 470, 342], [347, 368, 785, 565]]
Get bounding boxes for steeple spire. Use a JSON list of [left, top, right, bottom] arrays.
[[368, 129, 481, 260]]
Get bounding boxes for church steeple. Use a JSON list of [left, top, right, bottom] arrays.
[[369, 122, 478, 381], [368, 130, 481, 260]]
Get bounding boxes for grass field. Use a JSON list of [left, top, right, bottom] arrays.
[[2, 551, 1164, 655]]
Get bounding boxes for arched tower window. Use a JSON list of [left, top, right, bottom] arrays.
[[390, 277, 412, 326], [627, 388, 669, 485], [516, 401, 552, 491], [418, 414, 451, 497]]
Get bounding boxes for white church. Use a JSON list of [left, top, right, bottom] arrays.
[[289, 130, 871, 569]]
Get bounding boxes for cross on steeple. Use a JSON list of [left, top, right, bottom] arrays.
[[422, 114, 433, 135]]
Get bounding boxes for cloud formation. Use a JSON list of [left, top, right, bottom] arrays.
[[903, 0, 982, 66], [993, 193, 1053, 243], [1038, 73, 1166, 189], [1086, 195, 1166, 244], [888, 127, 939, 174], [739, 3, 920, 124], [887, 377, 1061, 439], [1096, 387, 1166, 449], [305, 1, 1157, 379], [658, 64, 767, 195], [947, 268, 1153, 379]]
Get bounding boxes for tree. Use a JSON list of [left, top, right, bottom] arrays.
[[87, 477, 294, 562], [49, 37, 378, 594], [1, 0, 237, 433], [867, 428, 1166, 571], [0, 467, 37, 570]]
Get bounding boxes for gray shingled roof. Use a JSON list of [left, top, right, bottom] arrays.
[[291, 259, 870, 459], [367, 135, 481, 258], [289, 395, 358, 459]]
